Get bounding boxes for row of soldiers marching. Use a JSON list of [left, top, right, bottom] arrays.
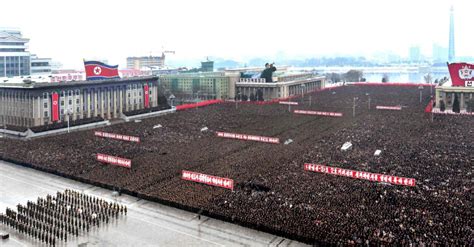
[[0, 189, 126, 246]]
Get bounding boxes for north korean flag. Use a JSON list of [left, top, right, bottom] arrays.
[[84, 60, 120, 80]]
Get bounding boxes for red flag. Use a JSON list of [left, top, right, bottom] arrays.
[[84, 60, 120, 80], [447, 62, 474, 87], [144, 84, 150, 108], [51, 92, 59, 122]]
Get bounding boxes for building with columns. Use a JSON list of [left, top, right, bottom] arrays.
[[435, 84, 474, 112], [0, 76, 160, 128], [236, 73, 326, 100]]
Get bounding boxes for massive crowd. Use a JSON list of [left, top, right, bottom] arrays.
[[0, 85, 472, 245], [0, 189, 126, 246]]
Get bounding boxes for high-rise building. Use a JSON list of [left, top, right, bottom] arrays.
[[448, 6, 455, 62], [409, 46, 421, 63], [30, 55, 52, 75], [432, 44, 448, 63], [127, 54, 165, 70], [0, 28, 31, 77]]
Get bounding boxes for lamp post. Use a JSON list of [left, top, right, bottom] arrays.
[[366, 93, 370, 110], [418, 85, 424, 103], [353, 97, 358, 117], [66, 108, 73, 133]]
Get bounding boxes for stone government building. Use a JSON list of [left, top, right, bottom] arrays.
[[0, 76, 159, 128]]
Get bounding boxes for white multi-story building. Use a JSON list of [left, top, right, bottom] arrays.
[[0, 28, 31, 77], [30, 55, 52, 75]]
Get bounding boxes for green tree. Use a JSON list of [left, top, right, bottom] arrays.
[[344, 70, 363, 82]]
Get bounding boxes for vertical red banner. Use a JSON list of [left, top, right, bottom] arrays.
[[144, 84, 149, 108], [51, 92, 59, 122]]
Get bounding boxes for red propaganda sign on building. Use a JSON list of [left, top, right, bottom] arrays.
[[294, 110, 343, 117], [96, 153, 131, 168], [304, 163, 416, 187], [376, 106, 402, 110], [447, 62, 474, 87], [181, 170, 234, 190], [216, 131, 279, 144], [144, 84, 150, 108], [95, 131, 140, 142], [51, 92, 59, 122], [279, 101, 299, 105]]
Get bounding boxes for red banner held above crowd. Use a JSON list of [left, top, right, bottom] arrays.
[[51, 92, 59, 122], [144, 84, 150, 108], [447, 62, 474, 87], [181, 170, 234, 190], [96, 153, 131, 168], [304, 163, 416, 186], [216, 131, 280, 144], [95, 131, 140, 143], [376, 106, 402, 110], [294, 110, 343, 117]]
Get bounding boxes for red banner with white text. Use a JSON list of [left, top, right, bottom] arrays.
[[294, 110, 343, 117], [447, 62, 474, 87], [182, 170, 234, 190], [96, 153, 131, 168], [304, 163, 416, 186], [51, 92, 59, 122], [95, 131, 140, 142], [216, 131, 280, 144]]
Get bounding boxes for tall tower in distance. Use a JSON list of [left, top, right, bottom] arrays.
[[448, 6, 455, 62]]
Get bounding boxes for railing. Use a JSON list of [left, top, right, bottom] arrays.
[[238, 78, 267, 83]]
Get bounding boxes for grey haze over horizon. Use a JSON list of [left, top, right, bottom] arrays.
[[1, 0, 472, 69]]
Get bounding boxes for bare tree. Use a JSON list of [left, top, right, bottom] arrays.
[[344, 70, 363, 82], [382, 74, 389, 83]]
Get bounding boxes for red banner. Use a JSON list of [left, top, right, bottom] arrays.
[[304, 163, 416, 186], [294, 110, 343, 117], [51, 92, 59, 122], [181, 170, 234, 190], [448, 62, 474, 87], [95, 131, 140, 142], [425, 100, 434, 113], [216, 131, 280, 144], [144, 84, 150, 108], [376, 106, 402, 110], [96, 153, 131, 168], [279, 101, 299, 105]]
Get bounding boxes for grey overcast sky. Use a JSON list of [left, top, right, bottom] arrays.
[[1, 0, 472, 69]]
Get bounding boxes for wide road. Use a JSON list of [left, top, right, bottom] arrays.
[[0, 161, 307, 247]]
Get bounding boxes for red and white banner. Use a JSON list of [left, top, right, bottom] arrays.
[[95, 131, 140, 143], [304, 163, 416, 186], [294, 110, 343, 117], [279, 101, 299, 105], [181, 170, 234, 190], [216, 131, 279, 144], [144, 84, 150, 108], [447, 62, 474, 87], [51, 92, 59, 122], [376, 106, 402, 110], [96, 153, 131, 168]]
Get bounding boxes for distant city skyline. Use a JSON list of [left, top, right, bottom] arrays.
[[1, 0, 472, 69]]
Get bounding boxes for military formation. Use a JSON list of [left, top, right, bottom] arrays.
[[0, 189, 126, 246]]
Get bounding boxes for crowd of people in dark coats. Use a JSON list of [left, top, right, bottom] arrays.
[[0, 189, 126, 246], [0, 85, 472, 245]]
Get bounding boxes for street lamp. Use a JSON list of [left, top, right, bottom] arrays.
[[66, 108, 73, 133], [366, 93, 371, 110], [169, 94, 176, 107], [418, 86, 424, 103], [353, 97, 358, 117]]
